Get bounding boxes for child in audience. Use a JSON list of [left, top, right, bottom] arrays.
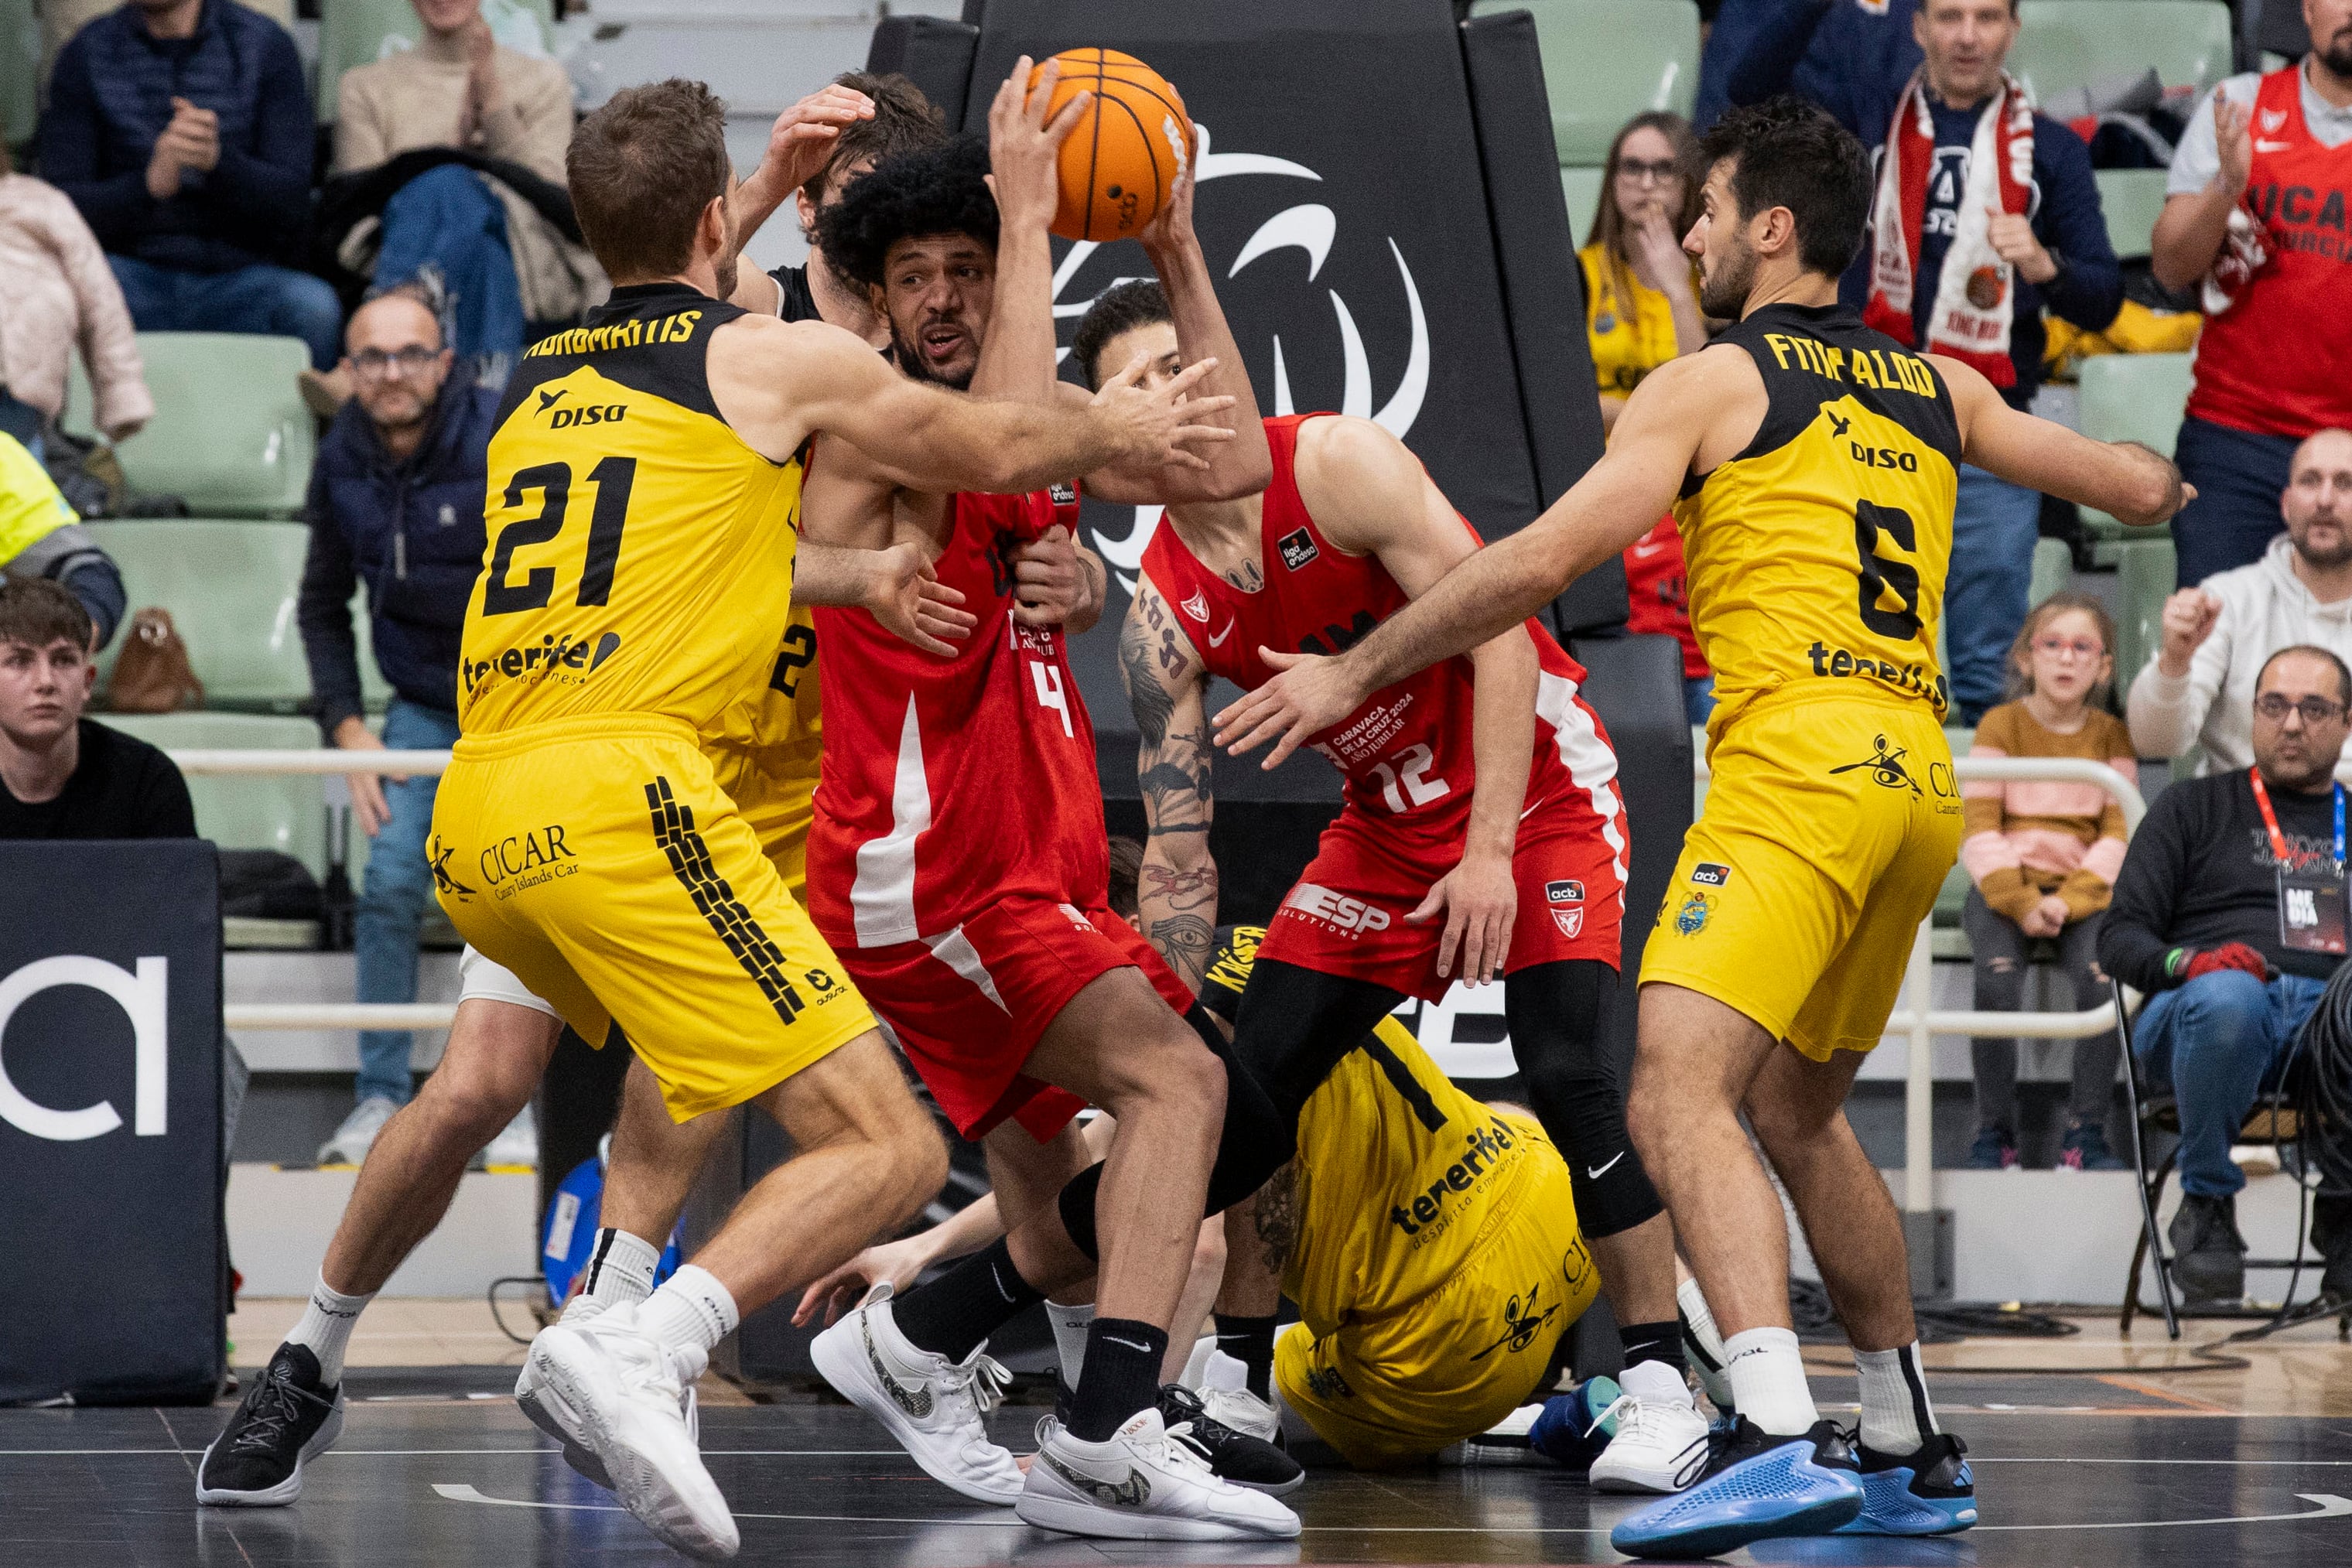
[[1961, 592, 2134, 1170]]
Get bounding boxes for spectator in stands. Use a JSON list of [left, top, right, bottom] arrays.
[[324, 0, 597, 404], [0, 576, 191, 839], [35, 0, 291, 87], [1, 431, 126, 649], [2152, 0, 2352, 586], [726, 72, 946, 340], [296, 284, 496, 1167], [38, 0, 340, 372], [2128, 429, 2352, 774], [0, 144, 152, 457], [1711, 0, 1920, 137], [2101, 645, 2352, 1304], [1960, 593, 2133, 1171]]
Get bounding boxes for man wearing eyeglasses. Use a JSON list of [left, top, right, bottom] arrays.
[[294, 282, 509, 1167], [2101, 644, 2352, 1304]]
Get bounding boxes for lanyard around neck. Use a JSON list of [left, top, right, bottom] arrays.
[[2248, 767, 2346, 870]]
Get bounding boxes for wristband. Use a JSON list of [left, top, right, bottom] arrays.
[[2165, 947, 2192, 978]]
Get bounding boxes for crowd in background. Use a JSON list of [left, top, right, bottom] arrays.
[[4, 0, 2352, 1255]]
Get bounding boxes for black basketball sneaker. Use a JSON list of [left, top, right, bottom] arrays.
[[1158, 1382, 1304, 1495], [195, 1344, 346, 1505]]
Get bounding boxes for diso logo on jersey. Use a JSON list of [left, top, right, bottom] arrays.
[[481, 824, 577, 900], [533, 388, 627, 429], [463, 630, 622, 692], [1282, 882, 1390, 935]]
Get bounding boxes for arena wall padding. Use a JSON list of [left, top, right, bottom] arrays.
[[863, 15, 981, 130], [1459, 8, 1629, 638], [0, 842, 224, 1406]]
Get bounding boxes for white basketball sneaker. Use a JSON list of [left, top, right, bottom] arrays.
[[524, 1307, 737, 1559], [807, 1283, 1024, 1505], [1197, 1382, 1281, 1444], [516, 1298, 696, 1493], [1016, 1408, 1303, 1541], [1586, 1382, 1713, 1495]]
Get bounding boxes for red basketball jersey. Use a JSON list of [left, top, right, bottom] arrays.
[[1140, 414, 1626, 864], [808, 485, 1108, 948]]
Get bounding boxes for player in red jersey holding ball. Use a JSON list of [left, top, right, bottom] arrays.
[[793, 63, 1303, 1544], [1071, 278, 1711, 1491]]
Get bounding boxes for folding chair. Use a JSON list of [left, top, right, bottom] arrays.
[[2115, 976, 2325, 1338]]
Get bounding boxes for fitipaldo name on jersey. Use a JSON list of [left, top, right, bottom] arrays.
[[1759, 333, 1939, 396]]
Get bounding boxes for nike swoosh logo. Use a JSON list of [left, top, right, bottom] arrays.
[[1587, 1152, 1626, 1180], [1041, 1449, 1150, 1508], [860, 1313, 932, 1419], [1207, 622, 1235, 648], [1100, 1335, 1157, 1354]]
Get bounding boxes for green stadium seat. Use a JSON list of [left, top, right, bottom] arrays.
[[1470, 0, 1701, 165], [90, 712, 326, 875], [92, 520, 313, 712], [2012, 2, 2234, 102], [2031, 536, 2073, 607], [2, 0, 36, 147], [2074, 352, 2193, 538], [64, 334, 315, 517], [2094, 168, 2171, 260], [316, 0, 552, 121], [1561, 167, 1605, 249], [2113, 534, 2178, 679]]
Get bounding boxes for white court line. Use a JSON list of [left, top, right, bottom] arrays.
[[0, 1447, 905, 1457], [1974, 1494, 2352, 1531]]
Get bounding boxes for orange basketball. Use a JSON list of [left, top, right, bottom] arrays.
[[1027, 49, 1195, 243]]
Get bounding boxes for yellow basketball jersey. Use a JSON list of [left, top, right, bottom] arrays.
[[1671, 302, 1961, 730], [1287, 1020, 1564, 1338], [460, 284, 803, 740], [713, 601, 822, 764]]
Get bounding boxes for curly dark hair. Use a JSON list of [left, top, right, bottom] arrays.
[[1070, 279, 1173, 391], [1697, 96, 1871, 279], [815, 134, 999, 291]]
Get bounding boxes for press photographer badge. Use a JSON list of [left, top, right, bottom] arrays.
[[2251, 769, 2348, 955]]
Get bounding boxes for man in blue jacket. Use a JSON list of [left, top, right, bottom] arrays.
[[39, 0, 341, 371], [296, 285, 496, 1163], [1726, 0, 2122, 722]]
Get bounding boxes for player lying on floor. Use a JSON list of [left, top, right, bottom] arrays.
[[800, 922, 1602, 1472]]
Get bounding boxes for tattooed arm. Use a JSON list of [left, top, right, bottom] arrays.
[[1120, 569, 1218, 991]]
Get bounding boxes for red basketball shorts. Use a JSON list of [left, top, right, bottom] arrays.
[[836, 895, 1195, 1140], [1260, 800, 1625, 1002]]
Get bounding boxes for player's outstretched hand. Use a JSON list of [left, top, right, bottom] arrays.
[[1091, 353, 1237, 471], [761, 83, 876, 197], [866, 539, 976, 658], [1137, 139, 1202, 254], [1408, 849, 1517, 986], [986, 56, 1088, 236], [791, 1234, 934, 1327], [1213, 647, 1365, 770]]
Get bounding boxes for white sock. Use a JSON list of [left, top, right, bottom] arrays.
[[1678, 1274, 1735, 1415], [285, 1274, 373, 1385], [1854, 1343, 1935, 1456], [564, 1228, 662, 1321], [1722, 1326, 1817, 1436], [1044, 1298, 1094, 1388], [638, 1264, 739, 1355]]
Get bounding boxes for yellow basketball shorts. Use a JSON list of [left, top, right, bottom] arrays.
[[429, 714, 875, 1120], [1639, 692, 1962, 1061], [1274, 1159, 1596, 1469], [709, 740, 820, 902]]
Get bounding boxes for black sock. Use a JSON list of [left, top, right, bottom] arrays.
[[1620, 1318, 1689, 1378], [889, 1238, 1043, 1365], [1068, 1317, 1168, 1442], [1215, 1312, 1277, 1401]]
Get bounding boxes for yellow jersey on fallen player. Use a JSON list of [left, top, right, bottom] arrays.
[[460, 283, 804, 740], [1672, 301, 1961, 732]]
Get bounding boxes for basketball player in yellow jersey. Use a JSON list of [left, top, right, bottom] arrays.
[[1215, 99, 2190, 1558], [425, 78, 1236, 1559]]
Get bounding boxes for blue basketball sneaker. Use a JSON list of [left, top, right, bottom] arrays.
[[1609, 1417, 1864, 1559], [1832, 1432, 1978, 1535], [1526, 1375, 1623, 1471]]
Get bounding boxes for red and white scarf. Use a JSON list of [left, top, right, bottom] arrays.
[[1862, 69, 2035, 387]]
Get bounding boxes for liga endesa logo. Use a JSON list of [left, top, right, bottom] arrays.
[[1065, 123, 1431, 593]]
